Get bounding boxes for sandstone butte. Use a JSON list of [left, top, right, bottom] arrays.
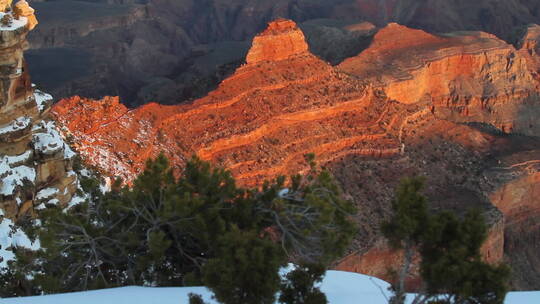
[[52, 20, 540, 289]]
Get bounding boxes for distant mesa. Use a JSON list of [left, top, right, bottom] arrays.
[[246, 19, 309, 64]]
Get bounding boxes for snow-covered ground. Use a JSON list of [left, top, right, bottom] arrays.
[[2, 270, 539, 303]]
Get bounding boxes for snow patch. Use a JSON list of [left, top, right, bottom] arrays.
[[0, 116, 31, 136], [0, 156, 36, 196], [0, 13, 27, 31], [0, 218, 40, 269], [36, 187, 59, 200], [33, 89, 53, 113], [0, 270, 537, 303]]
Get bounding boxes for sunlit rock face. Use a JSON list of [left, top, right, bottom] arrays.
[[246, 19, 309, 64], [0, 7, 79, 220], [52, 19, 540, 289], [340, 23, 540, 136]]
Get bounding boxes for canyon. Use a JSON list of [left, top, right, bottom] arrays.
[[25, 0, 540, 106], [52, 19, 540, 290]]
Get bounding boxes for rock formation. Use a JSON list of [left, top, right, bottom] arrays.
[[0, 6, 81, 223], [0, 0, 12, 13], [13, 0, 37, 30], [340, 23, 540, 136], [246, 19, 309, 64], [52, 20, 540, 289]]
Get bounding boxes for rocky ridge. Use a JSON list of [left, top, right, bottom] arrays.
[[52, 20, 540, 289]]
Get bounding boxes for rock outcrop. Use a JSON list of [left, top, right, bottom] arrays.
[[52, 20, 540, 289], [0, 0, 12, 13], [0, 6, 80, 220], [340, 23, 540, 136], [246, 19, 309, 64], [13, 0, 37, 30]]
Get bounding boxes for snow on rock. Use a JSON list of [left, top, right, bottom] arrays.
[[32, 120, 75, 158], [5, 150, 32, 167], [35, 187, 59, 200], [0, 156, 36, 197], [0, 13, 28, 31], [33, 89, 53, 113], [0, 217, 40, 269], [0, 116, 31, 136], [67, 194, 87, 209], [46, 198, 59, 206]]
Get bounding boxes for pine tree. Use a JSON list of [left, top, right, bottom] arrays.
[[279, 263, 327, 304], [419, 210, 510, 304], [202, 226, 286, 304], [382, 178, 510, 304], [381, 177, 429, 304], [3, 153, 356, 302]]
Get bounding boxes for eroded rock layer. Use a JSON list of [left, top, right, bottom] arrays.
[[53, 20, 540, 289]]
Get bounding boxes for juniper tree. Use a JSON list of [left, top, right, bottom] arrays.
[[199, 154, 356, 304], [189, 293, 207, 304], [255, 153, 357, 265]]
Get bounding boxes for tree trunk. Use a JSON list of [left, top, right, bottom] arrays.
[[391, 242, 413, 304]]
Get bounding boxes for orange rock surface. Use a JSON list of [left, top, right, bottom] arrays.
[[246, 18, 309, 64], [52, 20, 540, 289], [340, 23, 540, 135]]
